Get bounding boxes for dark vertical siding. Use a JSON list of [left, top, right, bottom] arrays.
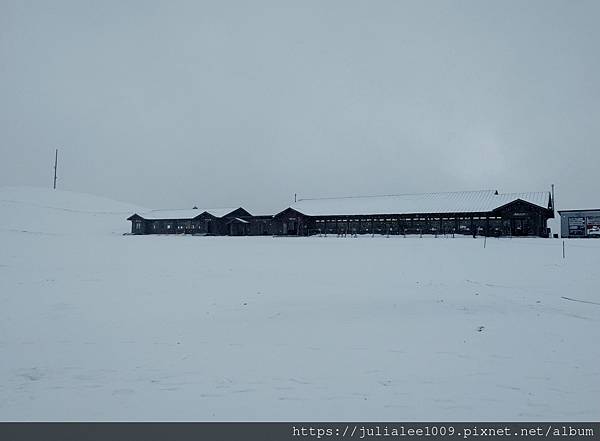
[[128, 200, 552, 238]]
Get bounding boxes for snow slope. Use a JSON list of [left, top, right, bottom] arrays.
[[0, 187, 599, 420], [0, 186, 145, 236]]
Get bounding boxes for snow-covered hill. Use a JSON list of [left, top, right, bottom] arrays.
[[0, 186, 145, 236], [0, 187, 599, 420]]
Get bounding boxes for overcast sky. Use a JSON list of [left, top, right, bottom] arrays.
[[1, 0, 599, 213]]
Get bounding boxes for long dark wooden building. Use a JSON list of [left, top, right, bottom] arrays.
[[127, 190, 555, 238], [273, 190, 554, 237]]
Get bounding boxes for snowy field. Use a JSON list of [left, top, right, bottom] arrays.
[[1, 187, 599, 421]]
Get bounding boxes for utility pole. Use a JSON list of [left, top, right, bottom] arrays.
[[551, 184, 556, 238], [294, 193, 297, 203], [53, 149, 58, 190]]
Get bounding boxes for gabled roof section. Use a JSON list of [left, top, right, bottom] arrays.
[[287, 190, 552, 216], [492, 192, 551, 211], [220, 207, 252, 218], [273, 207, 306, 218], [134, 207, 242, 220]]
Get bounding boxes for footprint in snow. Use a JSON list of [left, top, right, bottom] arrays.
[[477, 326, 485, 332]]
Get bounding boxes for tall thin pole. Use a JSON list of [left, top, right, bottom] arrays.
[[551, 184, 556, 238], [53, 149, 58, 190]]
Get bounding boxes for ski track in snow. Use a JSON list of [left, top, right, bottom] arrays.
[[561, 296, 600, 306]]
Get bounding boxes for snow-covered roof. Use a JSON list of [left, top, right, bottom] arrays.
[[287, 190, 551, 217], [137, 207, 240, 220], [227, 217, 250, 224], [493, 192, 551, 210], [558, 208, 600, 213]]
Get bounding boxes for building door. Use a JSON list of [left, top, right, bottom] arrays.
[[282, 220, 297, 235], [512, 219, 531, 236]]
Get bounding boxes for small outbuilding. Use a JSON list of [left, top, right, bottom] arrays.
[[558, 209, 600, 238]]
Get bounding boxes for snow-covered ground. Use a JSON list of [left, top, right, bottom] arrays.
[[1, 187, 599, 420]]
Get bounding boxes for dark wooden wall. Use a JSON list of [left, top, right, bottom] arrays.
[[129, 200, 552, 238]]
